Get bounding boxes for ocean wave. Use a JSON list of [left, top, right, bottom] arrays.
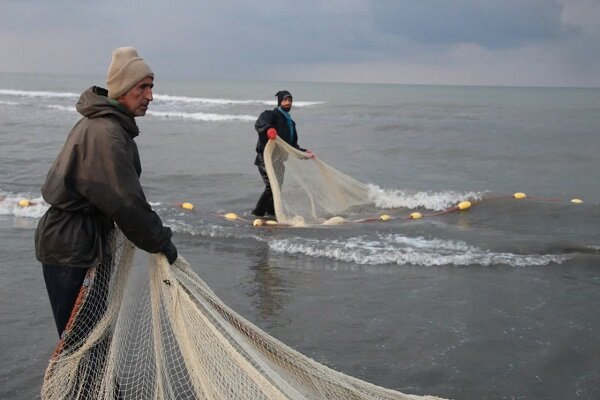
[[0, 191, 48, 218], [3, 186, 575, 268], [154, 94, 323, 107], [0, 89, 79, 99], [0, 100, 19, 105], [1, 89, 323, 108], [155, 94, 270, 105], [268, 234, 569, 267], [368, 184, 484, 211], [46, 104, 75, 112], [148, 110, 256, 121], [43, 104, 255, 121]]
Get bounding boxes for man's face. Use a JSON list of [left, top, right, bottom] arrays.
[[118, 76, 154, 117], [280, 96, 292, 112]]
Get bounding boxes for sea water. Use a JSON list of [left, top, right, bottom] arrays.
[[1, 72, 599, 399]]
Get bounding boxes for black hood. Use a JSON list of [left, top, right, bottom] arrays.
[[275, 90, 292, 106]]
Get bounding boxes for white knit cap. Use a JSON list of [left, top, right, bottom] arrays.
[[106, 47, 154, 99]]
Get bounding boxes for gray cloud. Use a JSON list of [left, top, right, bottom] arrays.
[[368, 0, 569, 49], [0, 0, 599, 87]]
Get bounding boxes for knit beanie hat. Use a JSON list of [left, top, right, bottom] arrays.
[[106, 47, 154, 99], [276, 90, 292, 106]]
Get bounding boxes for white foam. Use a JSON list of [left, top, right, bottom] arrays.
[[39, 105, 255, 122], [154, 94, 323, 107], [0, 89, 323, 107], [43, 103, 255, 121], [368, 184, 483, 211], [148, 110, 256, 121], [0, 192, 48, 218], [0, 100, 19, 105], [46, 104, 76, 112], [155, 94, 270, 106], [268, 234, 569, 267], [0, 89, 79, 99]]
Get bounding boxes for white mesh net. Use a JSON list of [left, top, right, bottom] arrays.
[[41, 231, 445, 400], [264, 137, 372, 226]]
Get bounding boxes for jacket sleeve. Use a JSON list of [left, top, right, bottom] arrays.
[[254, 110, 275, 156], [77, 125, 172, 254], [257, 110, 277, 134]]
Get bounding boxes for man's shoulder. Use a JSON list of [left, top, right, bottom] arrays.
[[260, 108, 286, 119], [256, 108, 275, 123], [259, 108, 278, 116], [72, 115, 130, 144], [77, 113, 121, 131]]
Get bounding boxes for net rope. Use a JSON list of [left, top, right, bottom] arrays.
[[264, 137, 372, 225], [41, 230, 445, 399]]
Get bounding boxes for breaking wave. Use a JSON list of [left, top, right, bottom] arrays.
[[0, 89, 79, 98], [0, 191, 48, 218], [148, 110, 256, 121], [154, 94, 323, 107], [0, 89, 322, 108], [268, 234, 569, 267], [368, 184, 484, 211], [1, 88, 322, 122]]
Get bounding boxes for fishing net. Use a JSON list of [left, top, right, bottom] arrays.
[[42, 230, 445, 400], [264, 137, 372, 225]]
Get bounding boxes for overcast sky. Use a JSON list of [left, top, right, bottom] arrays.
[[1, 0, 599, 87]]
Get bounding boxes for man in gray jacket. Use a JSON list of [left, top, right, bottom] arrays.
[[35, 47, 177, 338]]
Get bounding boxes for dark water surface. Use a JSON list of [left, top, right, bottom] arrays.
[[1, 73, 599, 399]]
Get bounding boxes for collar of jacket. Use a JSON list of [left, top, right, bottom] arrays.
[[107, 98, 140, 138], [76, 86, 140, 138], [109, 98, 131, 115], [277, 107, 295, 142]]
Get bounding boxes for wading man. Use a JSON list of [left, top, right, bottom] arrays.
[[252, 90, 313, 217], [35, 47, 177, 355]]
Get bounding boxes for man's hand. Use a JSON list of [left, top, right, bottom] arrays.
[[267, 128, 277, 140], [305, 150, 315, 159]]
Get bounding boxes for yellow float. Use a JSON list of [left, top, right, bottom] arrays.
[[253, 219, 263, 227], [513, 192, 527, 199], [181, 202, 194, 210], [224, 212, 239, 220], [458, 201, 472, 211]]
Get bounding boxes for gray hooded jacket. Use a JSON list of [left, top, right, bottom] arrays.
[[35, 86, 172, 268]]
